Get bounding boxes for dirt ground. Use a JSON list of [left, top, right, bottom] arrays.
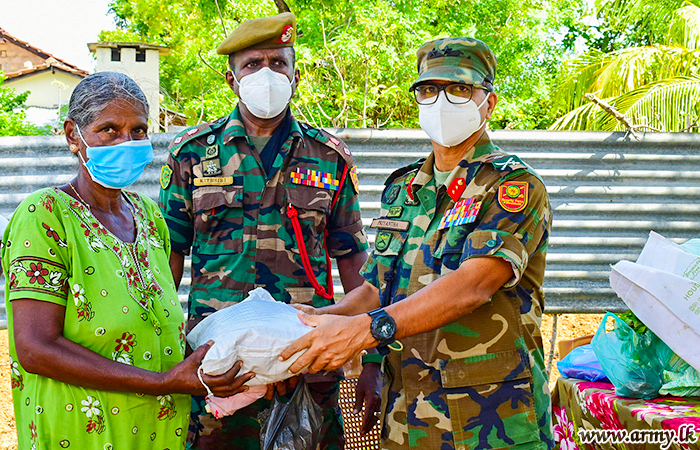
[[0, 314, 605, 448]]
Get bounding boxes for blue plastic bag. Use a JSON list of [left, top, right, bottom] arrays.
[[557, 344, 609, 382], [591, 312, 673, 399]]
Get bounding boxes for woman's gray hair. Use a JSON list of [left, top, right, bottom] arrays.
[[67, 72, 149, 128]]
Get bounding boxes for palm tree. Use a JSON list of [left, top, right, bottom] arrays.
[[550, 0, 700, 132]]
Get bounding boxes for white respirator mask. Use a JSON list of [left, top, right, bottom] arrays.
[[418, 91, 491, 147], [233, 67, 294, 119]]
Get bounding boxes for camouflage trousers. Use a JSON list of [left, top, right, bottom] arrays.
[[379, 349, 552, 450], [188, 371, 345, 450]]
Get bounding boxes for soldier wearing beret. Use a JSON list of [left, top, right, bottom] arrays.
[[158, 12, 369, 450], [281, 37, 554, 450]]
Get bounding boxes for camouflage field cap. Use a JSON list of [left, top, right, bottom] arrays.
[[411, 37, 496, 90], [216, 12, 296, 55]]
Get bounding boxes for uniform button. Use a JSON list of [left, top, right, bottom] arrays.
[[486, 239, 497, 248]]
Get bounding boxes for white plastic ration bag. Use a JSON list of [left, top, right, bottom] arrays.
[[187, 287, 312, 386], [610, 231, 700, 372]]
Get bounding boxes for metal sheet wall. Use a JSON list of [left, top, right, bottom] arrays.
[[2, 129, 698, 328]]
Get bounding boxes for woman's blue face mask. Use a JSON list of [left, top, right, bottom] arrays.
[[75, 125, 154, 190]]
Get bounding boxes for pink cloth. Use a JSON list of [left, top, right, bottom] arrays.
[[205, 385, 268, 418]]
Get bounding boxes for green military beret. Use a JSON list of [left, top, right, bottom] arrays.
[[410, 37, 497, 90], [216, 12, 296, 55]]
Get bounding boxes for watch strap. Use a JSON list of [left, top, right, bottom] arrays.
[[361, 352, 384, 365]]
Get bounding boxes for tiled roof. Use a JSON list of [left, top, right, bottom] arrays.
[[0, 27, 89, 78]]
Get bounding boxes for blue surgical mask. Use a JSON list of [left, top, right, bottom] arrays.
[[75, 125, 154, 189]]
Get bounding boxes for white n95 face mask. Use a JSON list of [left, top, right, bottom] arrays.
[[418, 91, 491, 147], [234, 67, 293, 119]]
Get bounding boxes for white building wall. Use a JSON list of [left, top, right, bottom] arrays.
[[5, 71, 81, 109], [95, 47, 161, 132]]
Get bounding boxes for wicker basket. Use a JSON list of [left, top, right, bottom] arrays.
[[338, 377, 381, 449]]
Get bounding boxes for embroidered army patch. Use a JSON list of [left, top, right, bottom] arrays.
[[387, 206, 403, 218], [375, 231, 392, 251], [290, 168, 340, 191], [438, 198, 482, 230], [498, 181, 529, 213], [350, 165, 360, 194], [202, 158, 222, 177], [384, 185, 401, 204], [204, 144, 219, 159], [160, 165, 173, 190]]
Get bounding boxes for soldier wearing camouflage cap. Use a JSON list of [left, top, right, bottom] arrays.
[[281, 37, 554, 450], [158, 12, 369, 450]]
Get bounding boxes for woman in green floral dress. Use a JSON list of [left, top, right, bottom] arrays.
[[1, 72, 254, 450]]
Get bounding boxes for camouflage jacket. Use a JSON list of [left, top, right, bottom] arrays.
[[159, 107, 368, 322], [360, 133, 553, 450]]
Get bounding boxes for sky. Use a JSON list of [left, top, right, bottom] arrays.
[[1, 0, 117, 73]]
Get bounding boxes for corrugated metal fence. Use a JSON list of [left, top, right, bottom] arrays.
[[2, 129, 699, 328]]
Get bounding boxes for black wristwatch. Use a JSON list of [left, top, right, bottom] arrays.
[[368, 308, 397, 355]]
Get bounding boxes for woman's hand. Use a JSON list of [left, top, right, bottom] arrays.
[[263, 375, 301, 400], [163, 340, 255, 397]]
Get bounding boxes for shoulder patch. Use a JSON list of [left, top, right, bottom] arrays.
[[486, 153, 546, 184], [301, 124, 354, 168], [384, 159, 426, 187], [168, 117, 227, 158]]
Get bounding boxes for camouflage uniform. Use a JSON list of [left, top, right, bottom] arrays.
[[159, 106, 368, 449], [360, 132, 554, 450]]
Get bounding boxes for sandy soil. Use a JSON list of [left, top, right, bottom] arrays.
[[0, 314, 604, 448]]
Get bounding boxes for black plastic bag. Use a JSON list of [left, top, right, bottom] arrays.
[[258, 379, 324, 450]]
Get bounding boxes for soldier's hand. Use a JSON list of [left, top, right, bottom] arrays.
[[291, 304, 320, 315], [279, 311, 375, 374], [354, 363, 382, 435]]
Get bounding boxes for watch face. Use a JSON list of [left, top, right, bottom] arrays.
[[376, 316, 395, 340]]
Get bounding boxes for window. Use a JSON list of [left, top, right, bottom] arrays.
[[0, 50, 6, 58], [111, 48, 121, 62], [136, 49, 146, 62]]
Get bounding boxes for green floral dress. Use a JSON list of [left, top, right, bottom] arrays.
[[1, 187, 189, 450]]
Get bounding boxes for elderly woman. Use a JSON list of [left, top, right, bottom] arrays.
[[1, 72, 253, 449]]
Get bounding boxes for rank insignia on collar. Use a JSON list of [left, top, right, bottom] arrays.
[[375, 231, 392, 252], [438, 198, 482, 230], [350, 165, 360, 194], [387, 206, 403, 218], [204, 145, 219, 159], [206, 134, 216, 145], [290, 168, 340, 191], [203, 158, 222, 177], [447, 178, 466, 202], [498, 181, 529, 213], [160, 165, 173, 190], [384, 184, 401, 204]]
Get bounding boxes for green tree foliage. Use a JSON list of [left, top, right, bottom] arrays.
[[551, 0, 700, 131], [0, 74, 49, 137], [102, 0, 574, 129]]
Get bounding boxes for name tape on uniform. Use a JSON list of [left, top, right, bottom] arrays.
[[438, 198, 482, 230], [290, 168, 340, 191], [370, 218, 410, 231], [193, 176, 234, 186]]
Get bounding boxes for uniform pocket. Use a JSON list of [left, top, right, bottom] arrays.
[[286, 185, 332, 256], [439, 349, 540, 449], [192, 185, 244, 254]]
